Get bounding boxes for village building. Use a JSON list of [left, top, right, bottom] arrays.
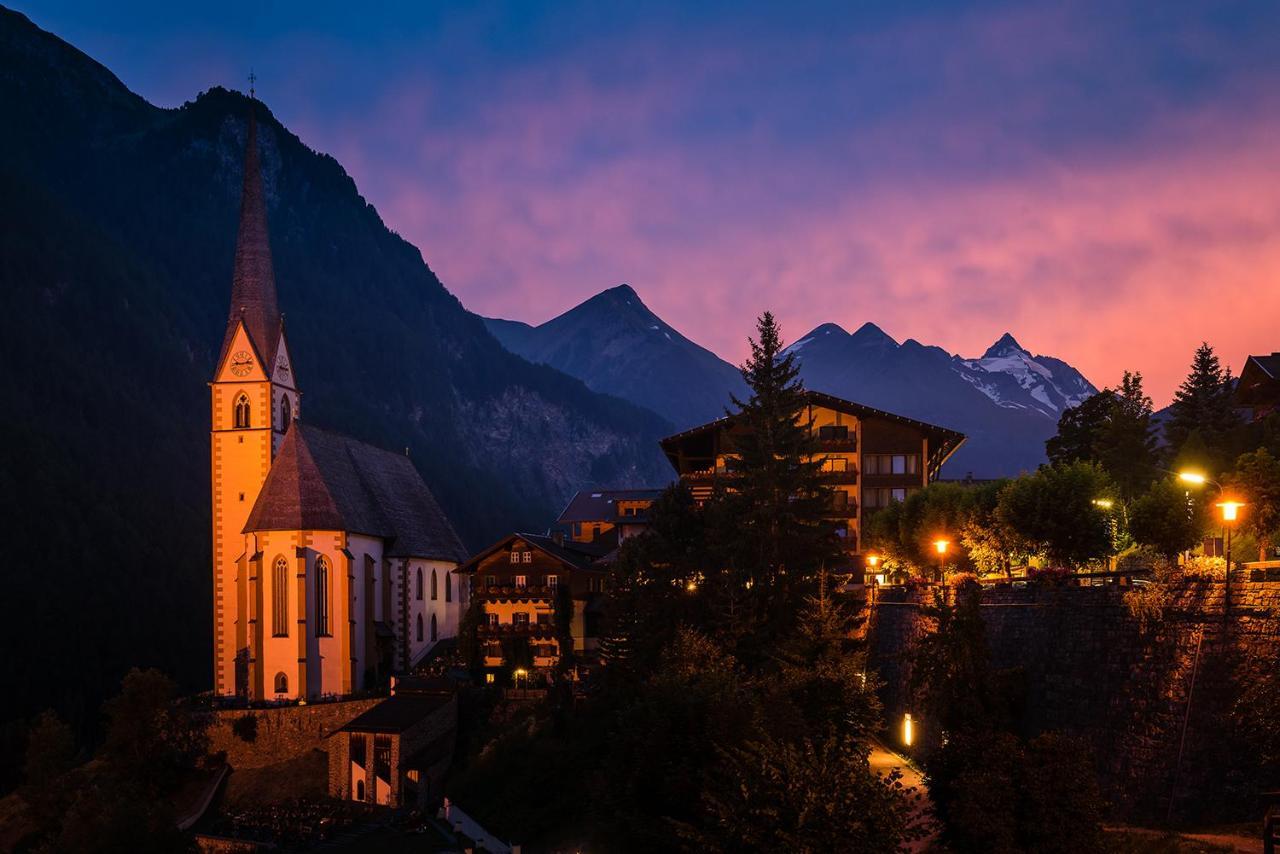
[[658, 390, 964, 555], [1235, 353, 1280, 421], [556, 488, 663, 546], [327, 676, 458, 808], [210, 108, 468, 702], [455, 533, 611, 675]]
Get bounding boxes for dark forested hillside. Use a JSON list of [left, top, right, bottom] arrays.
[[0, 6, 670, 727]]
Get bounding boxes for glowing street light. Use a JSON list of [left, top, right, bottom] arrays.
[[1217, 501, 1243, 522], [932, 539, 950, 582], [1217, 500, 1244, 621], [902, 713, 915, 747], [1177, 470, 1209, 486], [1092, 498, 1114, 509]]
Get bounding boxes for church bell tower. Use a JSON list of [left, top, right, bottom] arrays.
[[210, 102, 301, 697]]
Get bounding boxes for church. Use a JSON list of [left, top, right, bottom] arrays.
[[210, 106, 469, 702]]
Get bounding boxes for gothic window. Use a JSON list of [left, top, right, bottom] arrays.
[[431, 569, 438, 601], [234, 394, 251, 428], [445, 572, 452, 603], [415, 568, 423, 601], [272, 556, 289, 637], [280, 395, 292, 432], [316, 556, 331, 637], [416, 613, 423, 642], [274, 672, 288, 694], [430, 613, 438, 642]]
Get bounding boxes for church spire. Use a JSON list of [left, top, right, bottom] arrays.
[[218, 99, 281, 370]]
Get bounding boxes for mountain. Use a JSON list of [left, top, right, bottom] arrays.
[[485, 285, 749, 429], [0, 7, 671, 723], [783, 323, 1098, 475]]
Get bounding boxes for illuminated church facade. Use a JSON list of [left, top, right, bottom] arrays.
[[210, 106, 468, 701]]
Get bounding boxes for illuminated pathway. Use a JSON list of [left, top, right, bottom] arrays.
[[868, 739, 938, 852]]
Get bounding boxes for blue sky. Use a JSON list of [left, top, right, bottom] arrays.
[[17, 0, 1280, 401]]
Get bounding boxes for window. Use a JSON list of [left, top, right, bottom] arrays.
[[272, 556, 289, 637], [487, 613, 499, 628], [864, 453, 919, 476], [279, 395, 292, 432], [892, 487, 907, 503], [274, 672, 288, 694], [234, 394, 250, 428], [509, 550, 520, 564], [818, 425, 849, 441], [485, 575, 497, 588], [513, 612, 530, 628], [431, 569, 438, 600], [315, 556, 331, 637], [415, 568, 423, 601], [515, 575, 527, 589], [522, 551, 533, 564], [416, 613, 423, 642], [485, 673, 496, 685], [831, 490, 849, 511], [536, 611, 552, 626], [546, 574, 558, 590], [430, 614, 438, 641], [822, 458, 849, 473], [445, 572, 452, 602]]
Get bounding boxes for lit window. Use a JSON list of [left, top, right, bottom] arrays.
[[487, 613, 498, 628], [515, 575, 527, 589], [522, 551, 533, 564], [546, 575, 558, 589], [892, 488, 906, 503], [486, 673, 495, 684], [509, 551, 520, 564]]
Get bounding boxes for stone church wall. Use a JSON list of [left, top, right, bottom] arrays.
[[867, 576, 1280, 821], [207, 698, 382, 769]]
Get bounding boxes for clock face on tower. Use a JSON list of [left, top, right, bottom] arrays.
[[230, 351, 253, 377]]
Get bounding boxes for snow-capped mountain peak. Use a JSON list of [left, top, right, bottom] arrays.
[[955, 334, 1096, 418]]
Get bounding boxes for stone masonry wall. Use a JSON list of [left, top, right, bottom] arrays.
[[207, 698, 382, 770], [867, 575, 1280, 821]]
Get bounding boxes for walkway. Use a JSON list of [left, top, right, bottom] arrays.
[[869, 739, 937, 852]]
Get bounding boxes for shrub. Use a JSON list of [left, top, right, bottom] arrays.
[[231, 713, 258, 743], [1183, 555, 1225, 580], [1123, 584, 1171, 633]]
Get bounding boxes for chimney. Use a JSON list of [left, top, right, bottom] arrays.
[[552, 531, 565, 546]]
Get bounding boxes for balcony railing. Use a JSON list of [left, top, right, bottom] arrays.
[[478, 584, 556, 598], [478, 623, 558, 638]]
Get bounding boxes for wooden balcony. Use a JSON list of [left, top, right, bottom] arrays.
[[478, 623, 558, 639], [476, 584, 556, 600]]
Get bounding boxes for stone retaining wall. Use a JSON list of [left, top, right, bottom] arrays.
[[207, 698, 382, 770], [867, 575, 1280, 821]]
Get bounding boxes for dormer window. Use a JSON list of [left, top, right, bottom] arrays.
[[234, 394, 251, 429]]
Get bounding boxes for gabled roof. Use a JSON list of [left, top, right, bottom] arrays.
[[339, 692, 454, 734], [556, 488, 664, 524], [456, 532, 607, 574], [244, 423, 468, 562], [218, 106, 282, 371], [1237, 353, 1280, 405], [658, 389, 966, 471]]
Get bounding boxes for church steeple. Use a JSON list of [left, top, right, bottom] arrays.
[[218, 103, 281, 371]]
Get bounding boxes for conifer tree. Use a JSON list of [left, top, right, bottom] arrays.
[[1095, 371, 1158, 501], [1165, 343, 1241, 470], [1046, 389, 1116, 465], [718, 312, 838, 638]]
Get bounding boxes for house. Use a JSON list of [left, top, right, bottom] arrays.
[[1235, 353, 1280, 421], [455, 533, 611, 676], [327, 676, 457, 808], [209, 104, 468, 702], [658, 390, 964, 554], [556, 488, 664, 546]]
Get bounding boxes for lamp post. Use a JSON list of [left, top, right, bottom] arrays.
[[866, 554, 881, 604], [932, 539, 950, 583], [1216, 501, 1243, 621], [1093, 499, 1117, 571]]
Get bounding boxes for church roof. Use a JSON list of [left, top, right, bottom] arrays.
[[244, 423, 468, 562], [218, 105, 282, 371]]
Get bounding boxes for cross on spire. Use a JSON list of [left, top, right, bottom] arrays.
[[248, 69, 257, 99]]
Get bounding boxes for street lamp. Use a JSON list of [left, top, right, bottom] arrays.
[[932, 539, 950, 582], [1216, 500, 1244, 620], [1093, 499, 1117, 571]]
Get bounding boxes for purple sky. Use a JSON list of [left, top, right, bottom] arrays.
[[19, 1, 1280, 403]]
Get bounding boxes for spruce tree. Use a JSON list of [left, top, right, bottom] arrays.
[[1095, 371, 1159, 501], [1046, 389, 1115, 465], [1165, 342, 1241, 471], [718, 312, 839, 645]]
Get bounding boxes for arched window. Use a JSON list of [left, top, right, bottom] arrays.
[[272, 556, 289, 637], [356, 779, 365, 802], [315, 556, 331, 637], [234, 394, 250, 428], [431, 569, 438, 601], [445, 572, 452, 603], [430, 613, 438, 642], [279, 395, 292, 432], [416, 613, 423, 642], [274, 672, 288, 694], [415, 568, 423, 601]]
